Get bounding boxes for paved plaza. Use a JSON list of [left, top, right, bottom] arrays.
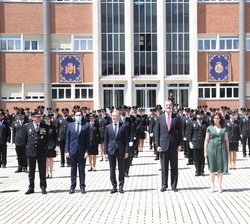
[[0, 141, 250, 224]]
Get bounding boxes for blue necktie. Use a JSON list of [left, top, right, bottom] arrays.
[[114, 124, 117, 137], [77, 122, 80, 134]]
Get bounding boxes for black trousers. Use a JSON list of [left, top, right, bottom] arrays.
[[108, 150, 125, 189], [193, 147, 205, 174], [185, 141, 194, 163], [28, 156, 47, 190], [124, 146, 133, 174], [15, 145, 28, 168], [59, 140, 70, 165], [242, 137, 250, 156], [0, 144, 7, 166], [160, 149, 178, 189]]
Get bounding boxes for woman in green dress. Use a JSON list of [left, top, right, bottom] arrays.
[[204, 112, 229, 193]]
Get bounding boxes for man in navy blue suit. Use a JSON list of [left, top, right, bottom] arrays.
[[65, 110, 90, 194], [154, 100, 183, 192], [104, 111, 129, 194]]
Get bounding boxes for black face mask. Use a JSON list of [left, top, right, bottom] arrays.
[[121, 112, 126, 117]]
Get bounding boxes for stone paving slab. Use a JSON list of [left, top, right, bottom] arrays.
[[0, 141, 250, 224]]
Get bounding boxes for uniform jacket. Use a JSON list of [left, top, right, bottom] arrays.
[[226, 119, 241, 143], [89, 122, 100, 147], [239, 116, 250, 137], [154, 112, 183, 152], [104, 122, 129, 155], [57, 116, 74, 141], [188, 120, 209, 148], [47, 123, 58, 150], [65, 122, 90, 155], [12, 120, 29, 146], [25, 122, 50, 157], [0, 120, 11, 145], [98, 114, 112, 139]]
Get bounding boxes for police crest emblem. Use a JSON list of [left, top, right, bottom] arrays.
[[215, 62, 223, 74]]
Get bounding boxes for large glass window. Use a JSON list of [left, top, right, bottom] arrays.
[[134, 0, 157, 75], [166, 0, 189, 76], [101, 0, 125, 76], [167, 83, 189, 107], [220, 36, 238, 50], [74, 36, 93, 51], [102, 84, 125, 108], [135, 84, 157, 112]]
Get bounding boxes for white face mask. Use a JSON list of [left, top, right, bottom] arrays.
[[75, 116, 82, 122]]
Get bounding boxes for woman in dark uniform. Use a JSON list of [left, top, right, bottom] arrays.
[[88, 114, 100, 171], [136, 108, 148, 152], [226, 110, 241, 170], [44, 116, 57, 178]]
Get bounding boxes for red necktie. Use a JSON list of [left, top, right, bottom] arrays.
[[167, 114, 171, 131]]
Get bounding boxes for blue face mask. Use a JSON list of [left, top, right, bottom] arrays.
[[75, 116, 82, 123]]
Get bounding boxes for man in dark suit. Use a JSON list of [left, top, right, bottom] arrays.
[[12, 109, 29, 173], [154, 100, 183, 192], [65, 110, 90, 194], [25, 111, 49, 195], [0, 111, 11, 168], [104, 111, 129, 194]]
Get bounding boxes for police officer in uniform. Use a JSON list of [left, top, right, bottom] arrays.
[[57, 108, 74, 167], [25, 111, 49, 194], [239, 108, 250, 157], [12, 109, 29, 173], [188, 110, 208, 176], [0, 111, 11, 168]]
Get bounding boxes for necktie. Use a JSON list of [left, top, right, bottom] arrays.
[[114, 124, 118, 137], [199, 121, 202, 127], [77, 122, 80, 134], [167, 114, 171, 131]]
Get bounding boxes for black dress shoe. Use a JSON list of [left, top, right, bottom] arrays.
[[125, 172, 129, 178], [201, 172, 205, 176], [15, 168, 22, 173], [41, 188, 47, 194], [81, 188, 86, 194], [2, 164, 6, 168], [172, 188, 178, 192], [60, 164, 65, 167], [154, 156, 159, 160], [119, 188, 124, 194], [69, 188, 75, 194], [25, 189, 34, 195], [100, 158, 103, 162], [110, 188, 117, 194], [160, 187, 166, 192], [195, 172, 199, 176], [186, 162, 191, 165]]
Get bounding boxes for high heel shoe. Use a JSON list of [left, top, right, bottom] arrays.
[[88, 168, 93, 172]]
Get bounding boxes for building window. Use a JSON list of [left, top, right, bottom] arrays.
[[198, 38, 217, 51], [0, 35, 21, 51], [75, 84, 93, 99], [74, 36, 93, 51], [24, 41, 43, 51], [51, 34, 71, 51], [198, 83, 239, 99], [198, 0, 238, 2], [220, 83, 239, 98], [102, 84, 125, 108], [50, 0, 92, 2], [198, 84, 217, 99], [166, 1, 189, 76], [246, 35, 250, 50], [134, 0, 157, 75], [52, 84, 93, 100], [101, 0, 125, 76], [220, 36, 239, 50], [135, 84, 157, 112]]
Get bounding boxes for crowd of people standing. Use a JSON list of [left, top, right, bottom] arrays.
[[0, 101, 248, 194]]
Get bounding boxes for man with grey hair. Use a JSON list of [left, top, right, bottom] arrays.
[[104, 110, 129, 194]]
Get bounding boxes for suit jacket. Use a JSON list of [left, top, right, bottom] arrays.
[[25, 122, 49, 157], [104, 122, 129, 155], [12, 120, 29, 146], [65, 122, 90, 155], [154, 112, 183, 152]]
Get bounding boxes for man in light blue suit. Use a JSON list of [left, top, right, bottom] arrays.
[[65, 110, 90, 194]]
